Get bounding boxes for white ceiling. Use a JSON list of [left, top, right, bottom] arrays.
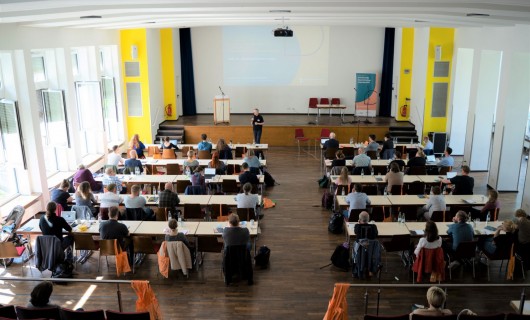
[[0, 0, 529, 29]]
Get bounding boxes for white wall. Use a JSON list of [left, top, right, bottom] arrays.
[[409, 28, 429, 135], [146, 29, 164, 140], [191, 26, 385, 114]]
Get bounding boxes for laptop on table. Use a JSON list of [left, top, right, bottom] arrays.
[[426, 155, 436, 163], [61, 211, 77, 226], [204, 168, 216, 180]]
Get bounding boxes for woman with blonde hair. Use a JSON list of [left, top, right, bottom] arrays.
[[129, 133, 146, 159], [334, 167, 352, 194], [74, 181, 98, 215], [479, 220, 515, 255], [183, 150, 199, 175], [410, 286, 452, 317]]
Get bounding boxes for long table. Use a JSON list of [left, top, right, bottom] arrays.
[[336, 194, 487, 208], [144, 143, 269, 151]]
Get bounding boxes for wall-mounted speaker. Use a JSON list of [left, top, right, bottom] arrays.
[[435, 45, 442, 61], [131, 45, 138, 60]]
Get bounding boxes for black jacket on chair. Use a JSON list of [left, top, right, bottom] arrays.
[[223, 245, 254, 285]]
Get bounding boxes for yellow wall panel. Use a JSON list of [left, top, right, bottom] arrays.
[[397, 28, 414, 121], [160, 28, 178, 120]]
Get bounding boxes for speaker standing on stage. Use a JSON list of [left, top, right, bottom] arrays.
[[251, 108, 264, 144]]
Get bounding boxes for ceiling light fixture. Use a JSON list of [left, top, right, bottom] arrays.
[[269, 10, 291, 13], [80, 15, 102, 19], [466, 13, 490, 17]]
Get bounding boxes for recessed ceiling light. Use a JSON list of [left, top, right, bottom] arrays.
[[144, 21, 156, 24], [466, 13, 490, 17], [414, 20, 428, 23], [80, 15, 102, 19], [269, 10, 291, 13]]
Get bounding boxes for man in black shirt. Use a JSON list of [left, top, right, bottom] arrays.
[[39, 201, 73, 260], [239, 163, 259, 185], [323, 132, 340, 150], [442, 165, 474, 195], [99, 206, 133, 266], [251, 108, 264, 144]]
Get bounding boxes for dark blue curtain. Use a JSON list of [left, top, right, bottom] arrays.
[[179, 28, 197, 116], [379, 28, 395, 117]]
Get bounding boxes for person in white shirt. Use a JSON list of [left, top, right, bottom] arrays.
[[99, 183, 122, 209], [414, 221, 442, 256], [416, 186, 446, 221], [107, 145, 124, 166]]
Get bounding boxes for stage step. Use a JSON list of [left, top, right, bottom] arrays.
[[154, 122, 185, 144], [388, 126, 416, 132], [388, 123, 419, 144]]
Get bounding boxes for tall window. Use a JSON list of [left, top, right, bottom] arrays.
[[102, 76, 121, 143], [32, 55, 46, 83], [75, 81, 103, 156], [37, 89, 70, 176], [0, 99, 25, 204]]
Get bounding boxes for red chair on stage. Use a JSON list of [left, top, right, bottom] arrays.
[[331, 98, 340, 105], [320, 98, 330, 105], [308, 97, 318, 115], [295, 128, 311, 154]]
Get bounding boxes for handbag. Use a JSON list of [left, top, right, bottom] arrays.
[[114, 240, 131, 276]]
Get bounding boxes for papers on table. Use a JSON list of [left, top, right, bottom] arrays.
[[412, 230, 424, 236]]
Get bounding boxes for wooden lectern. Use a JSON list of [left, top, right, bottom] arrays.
[[214, 95, 230, 124]]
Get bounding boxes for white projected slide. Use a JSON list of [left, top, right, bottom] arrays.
[[223, 26, 329, 86]]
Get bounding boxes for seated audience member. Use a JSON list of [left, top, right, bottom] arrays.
[[73, 164, 102, 192], [216, 138, 233, 160], [98, 183, 122, 219], [365, 134, 379, 152], [479, 220, 515, 255], [123, 184, 155, 220], [446, 211, 474, 268], [208, 151, 226, 174], [197, 133, 212, 152], [354, 211, 378, 239], [183, 150, 199, 175], [408, 149, 427, 167], [380, 133, 394, 159], [331, 150, 346, 168], [99, 206, 133, 266], [385, 162, 404, 194], [159, 182, 180, 215], [103, 167, 125, 193], [239, 162, 259, 186], [323, 132, 339, 150], [417, 186, 446, 221], [39, 201, 73, 260], [423, 136, 434, 155], [388, 151, 406, 171], [410, 286, 452, 317], [50, 179, 73, 211], [160, 136, 178, 150], [236, 182, 259, 209], [74, 181, 98, 216], [244, 149, 261, 174], [352, 148, 371, 173], [124, 149, 143, 174], [345, 184, 371, 216], [442, 165, 474, 195], [222, 213, 250, 248], [437, 147, 454, 169], [190, 166, 206, 193], [107, 145, 124, 166], [165, 218, 193, 252], [414, 221, 442, 256], [129, 133, 146, 159], [334, 167, 353, 194], [27, 281, 57, 309], [514, 209, 530, 245], [470, 188, 500, 219]]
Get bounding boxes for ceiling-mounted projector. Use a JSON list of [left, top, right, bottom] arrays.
[[274, 27, 293, 37]]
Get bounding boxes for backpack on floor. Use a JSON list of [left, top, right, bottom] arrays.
[[264, 171, 276, 187], [321, 191, 334, 210], [318, 175, 330, 188], [328, 212, 344, 234], [254, 245, 271, 269], [331, 242, 351, 271]]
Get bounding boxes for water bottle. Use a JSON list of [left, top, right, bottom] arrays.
[[178, 212, 183, 227], [486, 212, 490, 226], [259, 153, 263, 160], [361, 169, 364, 177], [398, 212, 403, 223], [341, 188, 345, 196], [371, 168, 374, 176], [410, 138, 413, 145], [135, 167, 140, 175], [349, 137, 353, 144]]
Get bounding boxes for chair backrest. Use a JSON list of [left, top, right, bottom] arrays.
[[184, 203, 204, 220], [455, 241, 478, 259], [197, 236, 223, 253], [176, 180, 191, 193], [336, 185, 350, 196], [61, 308, 106, 320], [124, 208, 146, 221], [439, 167, 451, 175], [407, 181, 426, 195], [309, 97, 318, 107], [235, 147, 246, 158], [362, 185, 378, 196], [162, 149, 176, 159], [185, 185, 205, 195], [459, 314, 508, 320], [506, 313, 530, 320], [430, 210, 445, 222], [198, 150, 211, 159], [106, 310, 150, 320], [180, 146, 193, 155], [342, 147, 356, 159], [294, 128, 305, 139], [0, 305, 16, 319], [211, 204, 230, 220], [222, 179, 239, 194], [0, 242, 23, 259], [16, 306, 61, 320], [384, 234, 412, 252], [99, 239, 117, 257], [366, 150, 377, 160], [411, 315, 457, 320], [156, 207, 169, 221], [408, 166, 427, 175], [352, 166, 370, 176], [166, 163, 181, 175], [147, 146, 160, 157], [324, 147, 338, 159], [370, 207, 386, 222], [132, 236, 158, 254], [73, 233, 99, 251], [320, 128, 331, 138], [390, 185, 403, 195], [348, 209, 366, 222], [236, 208, 256, 221], [364, 314, 410, 320], [320, 97, 330, 104], [331, 98, 340, 105]]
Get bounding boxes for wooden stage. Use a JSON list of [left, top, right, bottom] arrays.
[[167, 114, 413, 146]]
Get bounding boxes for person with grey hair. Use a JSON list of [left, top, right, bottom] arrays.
[[103, 167, 124, 193], [354, 211, 378, 239], [410, 286, 452, 317], [323, 132, 339, 150], [251, 108, 264, 144]]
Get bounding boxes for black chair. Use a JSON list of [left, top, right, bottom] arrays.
[[459, 314, 506, 320], [506, 313, 530, 320], [390, 185, 403, 195], [106, 310, 150, 320], [430, 210, 446, 222], [362, 185, 379, 196], [183, 203, 204, 220], [16, 306, 61, 320], [0, 305, 16, 319], [411, 315, 457, 320], [407, 166, 427, 175], [124, 208, 147, 220], [366, 150, 377, 160], [407, 181, 425, 195], [223, 245, 253, 285], [222, 179, 239, 194], [211, 204, 231, 220], [381, 234, 412, 269], [176, 180, 191, 193], [365, 314, 410, 320], [352, 167, 370, 175], [185, 185, 206, 195], [60, 308, 106, 320], [371, 206, 386, 222], [236, 208, 256, 221], [449, 241, 478, 279], [480, 235, 515, 281], [348, 209, 367, 222]]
